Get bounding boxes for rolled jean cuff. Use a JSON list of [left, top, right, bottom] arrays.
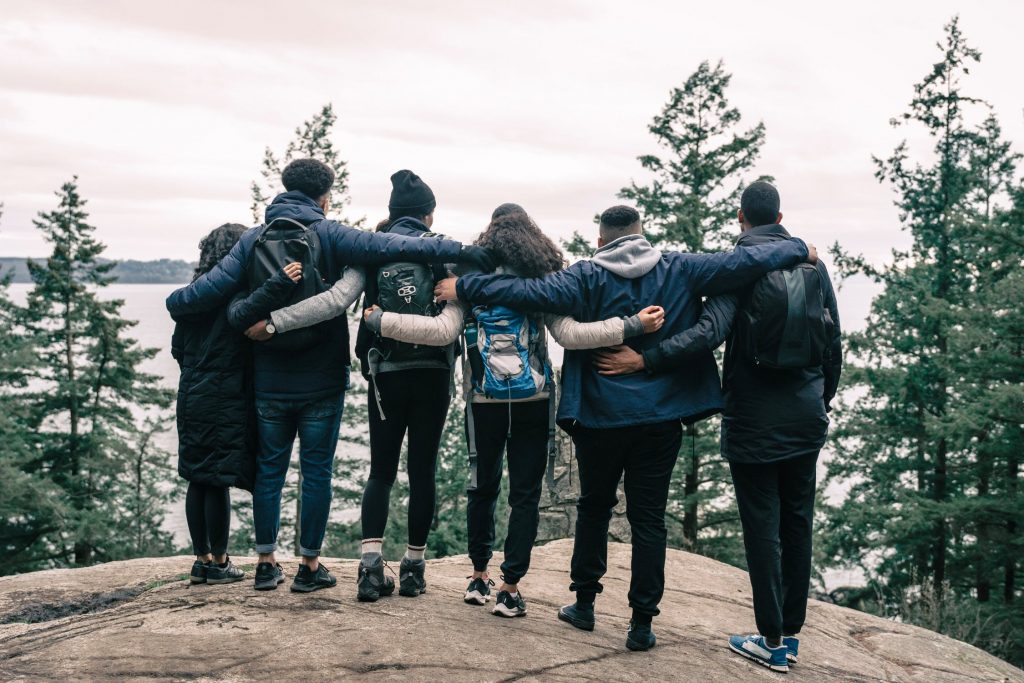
[[299, 546, 321, 558], [255, 543, 277, 554]]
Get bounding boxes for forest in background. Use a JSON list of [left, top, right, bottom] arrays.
[[0, 17, 1020, 667]]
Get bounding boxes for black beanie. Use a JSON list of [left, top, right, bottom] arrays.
[[388, 170, 436, 214], [491, 202, 526, 219]]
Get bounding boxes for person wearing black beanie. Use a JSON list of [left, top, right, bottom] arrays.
[[388, 170, 436, 217]]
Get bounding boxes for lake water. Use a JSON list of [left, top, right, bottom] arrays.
[[7, 281, 871, 589]]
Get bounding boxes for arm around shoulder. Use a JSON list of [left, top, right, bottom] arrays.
[[544, 313, 624, 350], [270, 266, 366, 333], [642, 294, 737, 373]]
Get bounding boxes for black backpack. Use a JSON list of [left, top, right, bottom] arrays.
[[374, 232, 449, 364], [248, 217, 327, 303], [736, 262, 833, 369]]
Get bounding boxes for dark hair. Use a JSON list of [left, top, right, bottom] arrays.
[[599, 205, 640, 229], [281, 158, 335, 200], [194, 223, 247, 280], [474, 209, 564, 278], [491, 203, 525, 220], [740, 181, 780, 227]]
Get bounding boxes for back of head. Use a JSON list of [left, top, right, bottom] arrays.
[[740, 181, 781, 228], [598, 205, 642, 243], [195, 223, 247, 280], [281, 158, 335, 202], [475, 208, 564, 278], [388, 169, 436, 219]]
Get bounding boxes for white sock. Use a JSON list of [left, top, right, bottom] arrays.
[[508, 591, 519, 598], [361, 539, 383, 557], [405, 545, 426, 561]]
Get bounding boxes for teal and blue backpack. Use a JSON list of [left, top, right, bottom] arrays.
[[467, 305, 551, 399]]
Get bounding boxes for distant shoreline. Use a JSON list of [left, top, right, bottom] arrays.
[[1, 257, 195, 285]]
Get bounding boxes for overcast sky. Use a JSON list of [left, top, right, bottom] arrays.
[[2, 1, 1022, 327]]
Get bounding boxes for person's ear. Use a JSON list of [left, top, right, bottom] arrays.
[[737, 208, 745, 226], [424, 213, 435, 228], [319, 195, 330, 213], [776, 211, 783, 224], [597, 236, 606, 248]]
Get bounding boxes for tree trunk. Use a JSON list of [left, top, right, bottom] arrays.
[[682, 425, 699, 550], [933, 437, 948, 595], [1006, 447, 1019, 604]]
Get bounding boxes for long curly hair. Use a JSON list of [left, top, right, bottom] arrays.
[[474, 209, 565, 278], [194, 223, 247, 280]]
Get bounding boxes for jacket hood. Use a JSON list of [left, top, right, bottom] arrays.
[[384, 216, 430, 235], [736, 223, 790, 247], [591, 234, 662, 279], [265, 191, 326, 225]]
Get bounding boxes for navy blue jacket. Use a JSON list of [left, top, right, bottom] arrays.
[[643, 224, 842, 463], [166, 192, 464, 401], [457, 236, 808, 430]]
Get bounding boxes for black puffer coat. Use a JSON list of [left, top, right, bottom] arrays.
[[171, 271, 297, 490]]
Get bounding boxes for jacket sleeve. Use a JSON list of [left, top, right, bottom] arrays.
[[166, 231, 252, 319], [322, 221, 463, 266], [226, 270, 298, 331], [456, 264, 586, 316], [269, 267, 366, 333], [379, 303, 466, 346], [642, 294, 738, 373], [680, 238, 808, 297], [544, 314, 624, 350], [171, 323, 184, 366], [819, 261, 843, 411]]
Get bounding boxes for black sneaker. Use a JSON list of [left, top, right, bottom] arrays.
[[254, 562, 284, 591], [357, 554, 396, 602], [492, 590, 527, 617], [626, 621, 656, 651], [206, 557, 245, 585], [398, 557, 427, 597], [557, 602, 596, 631], [464, 576, 494, 605], [291, 563, 337, 593], [189, 559, 208, 584]]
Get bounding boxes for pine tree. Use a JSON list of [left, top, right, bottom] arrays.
[[569, 61, 768, 563], [22, 179, 175, 567], [250, 103, 362, 226], [824, 17, 1023, 665]]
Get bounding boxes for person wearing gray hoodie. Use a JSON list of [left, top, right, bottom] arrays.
[[439, 205, 815, 652]]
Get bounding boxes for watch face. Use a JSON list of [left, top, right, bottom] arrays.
[[266, 323, 276, 334]]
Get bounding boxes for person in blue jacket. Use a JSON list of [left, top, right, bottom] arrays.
[[434, 204, 815, 652], [166, 158, 495, 594]]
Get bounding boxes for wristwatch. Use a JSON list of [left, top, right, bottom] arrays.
[[265, 318, 276, 335]]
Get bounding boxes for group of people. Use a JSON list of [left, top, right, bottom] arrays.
[[168, 157, 841, 673]]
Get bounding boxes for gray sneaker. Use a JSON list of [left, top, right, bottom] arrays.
[[206, 558, 245, 585], [189, 559, 208, 584], [357, 554, 396, 602], [398, 558, 427, 597]]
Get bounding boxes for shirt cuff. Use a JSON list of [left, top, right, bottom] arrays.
[[366, 308, 384, 335], [622, 315, 645, 339]]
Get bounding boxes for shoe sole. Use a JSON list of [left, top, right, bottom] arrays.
[[357, 582, 392, 602], [290, 581, 336, 593], [729, 643, 789, 673], [190, 577, 207, 584], [492, 604, 526, 618], [557, 609, 595, 632], [399, 586, 426, 597], [254, 576, 285, 591], [464, 591, 488, 605], [787, 654, 798, 665], [206, 576, 244, 585], [626, 638, 656, 652]]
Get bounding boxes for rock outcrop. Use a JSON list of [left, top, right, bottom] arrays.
[[0, 540, 1019, 682]]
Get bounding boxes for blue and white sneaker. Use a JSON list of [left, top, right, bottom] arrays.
[[783, 636, 799, 665], [728, 634, 789, 673]]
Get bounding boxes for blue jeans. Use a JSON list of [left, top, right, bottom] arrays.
[[253, 393, 344, 557]]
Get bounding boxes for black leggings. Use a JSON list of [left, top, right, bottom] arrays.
[[185, 482, 231, 557], [362, 368, 452, 548]]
